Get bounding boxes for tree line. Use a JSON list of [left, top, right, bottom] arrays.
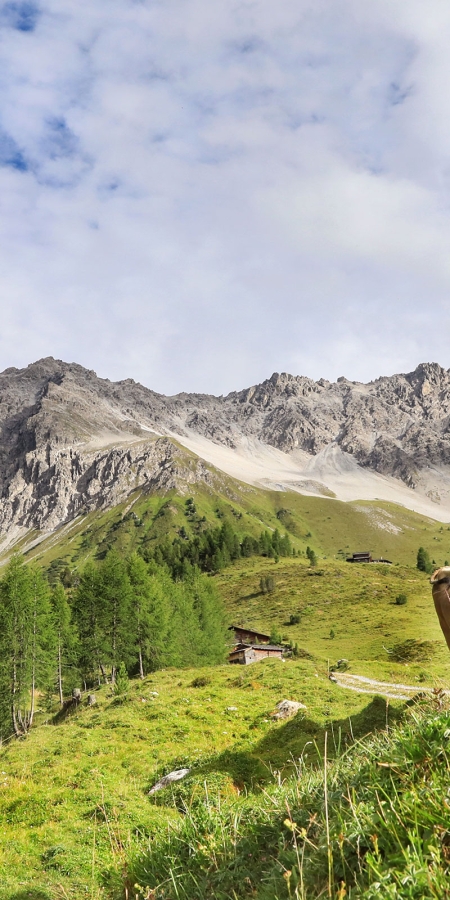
[[0, 552, 228, 739], [141, 519, 295, 578]]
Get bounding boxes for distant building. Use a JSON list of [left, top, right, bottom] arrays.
[[347, 551, 372, 563], [228, 625, 272, 644], [228, 625, 285, 665], [229, 643, 284, 665], [346, 552, 392, 564]]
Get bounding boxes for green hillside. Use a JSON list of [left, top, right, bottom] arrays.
[[216, 556, 447, 682], [13, 479, 450, 574], [0, 478, 449, 898], [128, 695, 450, 900], [0, 657, 403, 899]]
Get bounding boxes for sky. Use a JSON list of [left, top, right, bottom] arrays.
[[1, 0, 450, 395]]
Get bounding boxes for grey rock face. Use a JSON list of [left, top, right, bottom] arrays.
[[0, 435, 216, 534], [0, 357, 450, 537]]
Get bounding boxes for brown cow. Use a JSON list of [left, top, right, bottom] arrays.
[[431, 566, 450, 650]]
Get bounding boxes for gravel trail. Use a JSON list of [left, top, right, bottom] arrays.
[[331, 671, 447, 701]]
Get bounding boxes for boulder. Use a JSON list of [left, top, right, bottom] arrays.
[[148, 768, 190, 795], [272, 699, 306, 720]]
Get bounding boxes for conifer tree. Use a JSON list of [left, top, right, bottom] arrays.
[[51, 582, 78, 705], [29, 567, 54, 726], [72, 562, 105, 685], [189, 572, 228, 664], [417, 546, 432, 574], [98, 552, 133, 681], [279, 534, 292, 556], [306, 546, 317, 567], [166, 578, 202, 668], [0, 557, 53, 737], [212, 547, 224, 573], [272, 528, 281, 554], [127, 554, 170, 677]]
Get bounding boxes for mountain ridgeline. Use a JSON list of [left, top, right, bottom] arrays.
[[1, 357, 450, 540]]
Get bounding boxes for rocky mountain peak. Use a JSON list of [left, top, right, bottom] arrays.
[[1, 358, 450, 540]]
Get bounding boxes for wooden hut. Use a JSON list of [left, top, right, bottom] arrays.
[[346, 552, 392, 564], [228, 625, 271, 644], [346, 551, 372, 563]]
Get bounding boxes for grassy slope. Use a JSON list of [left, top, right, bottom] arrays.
[[9, 477, 450, 575], [0, 478, 449, 897], [216, 556, 448, 683], [0, 659, 396, 899], [129, 696, 450, 899]]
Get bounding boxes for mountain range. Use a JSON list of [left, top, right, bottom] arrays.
[[1, 356, 450, 545]]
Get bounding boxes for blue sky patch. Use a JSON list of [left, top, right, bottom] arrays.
[[2, 1, 39, 32], [0, 131, 28, 171]]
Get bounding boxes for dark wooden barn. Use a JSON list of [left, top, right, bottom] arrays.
[[228, 625, 271, 645], [346, 552, 392, 564], [346, 551, 372, 563]]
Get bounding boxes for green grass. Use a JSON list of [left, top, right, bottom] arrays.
[[0, 659, 404, 899], [0, 475, 449, 897], [128, 695, 450, 899], [216, 556, 450, 683]]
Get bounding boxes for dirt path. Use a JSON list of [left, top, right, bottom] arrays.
[[331, 671, 447, 701]]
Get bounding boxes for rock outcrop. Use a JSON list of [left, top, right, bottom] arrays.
[[1, 357, 450, 537], [271, 699, 307, 720]]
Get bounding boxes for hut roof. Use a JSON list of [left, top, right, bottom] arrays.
[[229, 624, 272, 640]]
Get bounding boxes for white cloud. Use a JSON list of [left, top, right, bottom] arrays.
[[0, 0, 449, 392]]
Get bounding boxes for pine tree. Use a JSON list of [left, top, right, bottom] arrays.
[[28, 567, 54, 726], [279, 534, 292, 556], [212, 548, 224, 573], [272, 528, 281, 554], [189, 573, 228, 664], [166, 578, 203, 668], [127, 554, 170, 677], [241, 535, 258, 557], [113, 661, 129, 696], [306, 546, 317, 567]]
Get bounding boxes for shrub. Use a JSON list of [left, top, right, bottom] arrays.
[[113, 662, 129, 696], [390, 639, 435, 663], [269, 627, 284, 646], [395, 593, 407, 605], [190, 676, 211, 688], [259, 575, 275, 594], [288, 613, 301, 625]]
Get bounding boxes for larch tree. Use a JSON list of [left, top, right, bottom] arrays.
[[0, 557, 53, 737], [72, 562, 105, 686], [51, 581, 78, 705], [98, 551, 133, 681]]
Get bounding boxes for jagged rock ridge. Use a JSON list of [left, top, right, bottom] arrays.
[[1, 357, 450, 536]]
